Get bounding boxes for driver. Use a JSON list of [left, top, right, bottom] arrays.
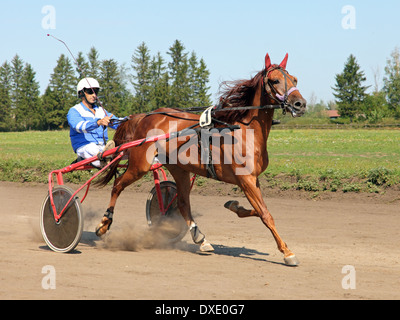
[[67, 78, 119, 167]]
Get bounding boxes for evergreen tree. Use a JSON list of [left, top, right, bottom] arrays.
[[116, 63, 135, 115], [130, 40, 211, 112], [0, 61, 12, 131], [10, 55, 25, 129], [188, 52, 211, 107], [131, 42, 152, 112], [75, 51, 89, 80], [1, 40, 213, 131], [383, 47, 400, 118], [19, 63, 42, 130], [196, 58, 211, 106], [332, 54, 369, 120], [98, 59, 131, 115], [42, 54, 77, 129], [188, 52, 199, 106], [88, 47, 100, 79], [167, 40, 190, 109], [148, 52, 169, 110]]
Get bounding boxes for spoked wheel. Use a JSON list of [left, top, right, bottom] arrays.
[[146, 181, 188, 243], [40, 186, 83, 253]]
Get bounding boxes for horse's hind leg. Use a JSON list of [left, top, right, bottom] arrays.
[[96, 151, 151, 237], [166, 165, 214, 252], [227, 176, 299, 266], [95, 169, 145, 236]]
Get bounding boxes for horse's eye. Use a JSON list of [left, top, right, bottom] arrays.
[[270, 79, 280, 85]]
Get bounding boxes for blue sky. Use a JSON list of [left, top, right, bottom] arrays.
[[1, 0, 399, 105]]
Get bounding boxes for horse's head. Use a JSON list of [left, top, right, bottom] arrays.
[[263, 53, 307, 117]]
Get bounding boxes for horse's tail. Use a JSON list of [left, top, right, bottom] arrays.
[[95, 113, 147, 187], [95, 157, 122, 187]]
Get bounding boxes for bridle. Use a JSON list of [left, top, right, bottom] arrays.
[[262, 66, 300, 117]]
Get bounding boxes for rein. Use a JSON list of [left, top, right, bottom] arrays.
[[133, 104, 283, 130], [141, 103, 283, 120], [144, 104, 281, 115], [111, 66, 299, 129]]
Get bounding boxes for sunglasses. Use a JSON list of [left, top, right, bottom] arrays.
[[84, 88, 100, 95]]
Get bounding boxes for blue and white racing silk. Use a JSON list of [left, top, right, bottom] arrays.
[[67, 102, 120, 153]]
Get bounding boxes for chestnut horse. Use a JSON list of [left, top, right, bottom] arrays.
[[96, 53, 306, 266]]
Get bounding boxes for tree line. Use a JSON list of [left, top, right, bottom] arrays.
[[332, 48, 400, 123], [0, 40, 211, 131], [2, 42, 400, 131]]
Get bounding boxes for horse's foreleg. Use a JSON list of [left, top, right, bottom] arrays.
[[224, 200, 259, 218], [234, 176, 299, 266]]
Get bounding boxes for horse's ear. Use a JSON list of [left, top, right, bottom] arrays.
[[265, 53, 272, 70], [279, 53, 289, 69]]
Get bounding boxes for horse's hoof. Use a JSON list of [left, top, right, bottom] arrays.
[[224, 200, 239, 212], [200, 240, 214, 252], [284, 255, 300, 267], [95, 217, 112, 237]]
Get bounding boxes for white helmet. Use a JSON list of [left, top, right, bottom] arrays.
[[77, 78, 100, 97]]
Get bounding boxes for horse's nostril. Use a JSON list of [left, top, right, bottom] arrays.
[[295, 101, 303, 108]]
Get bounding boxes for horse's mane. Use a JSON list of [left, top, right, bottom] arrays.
[[215, 70, 265, 123]]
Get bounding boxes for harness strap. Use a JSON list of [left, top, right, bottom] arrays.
[[197, 129, 219, 181], [144, 104, 282, 119]]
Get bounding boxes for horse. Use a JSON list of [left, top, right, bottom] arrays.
[[95, 53, 307, 266]]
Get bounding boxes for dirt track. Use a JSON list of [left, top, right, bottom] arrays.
[[0, 181, 399, 300]]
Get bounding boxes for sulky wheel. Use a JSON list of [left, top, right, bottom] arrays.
[[146, 181, 188, 243], [40, 186, 83, 253]]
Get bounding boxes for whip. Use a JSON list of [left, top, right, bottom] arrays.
[[47, 34, 107, 113], [47, 34, 113, 143]]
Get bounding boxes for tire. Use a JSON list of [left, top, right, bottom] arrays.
[[146, 181, 188, 243], [40, 186, 83, 253]]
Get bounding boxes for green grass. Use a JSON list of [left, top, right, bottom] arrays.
[[267, 129, 399, 174], [0, 131, 92, 183], [1, 129, 399, 193], [264, 129, 400, 193]]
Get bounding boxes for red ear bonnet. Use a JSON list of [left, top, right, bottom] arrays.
[[279, 53, 289, 69], [265, 53, 272, 71]]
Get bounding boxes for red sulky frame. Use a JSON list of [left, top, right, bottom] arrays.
[[48, 132, 172, 223]]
